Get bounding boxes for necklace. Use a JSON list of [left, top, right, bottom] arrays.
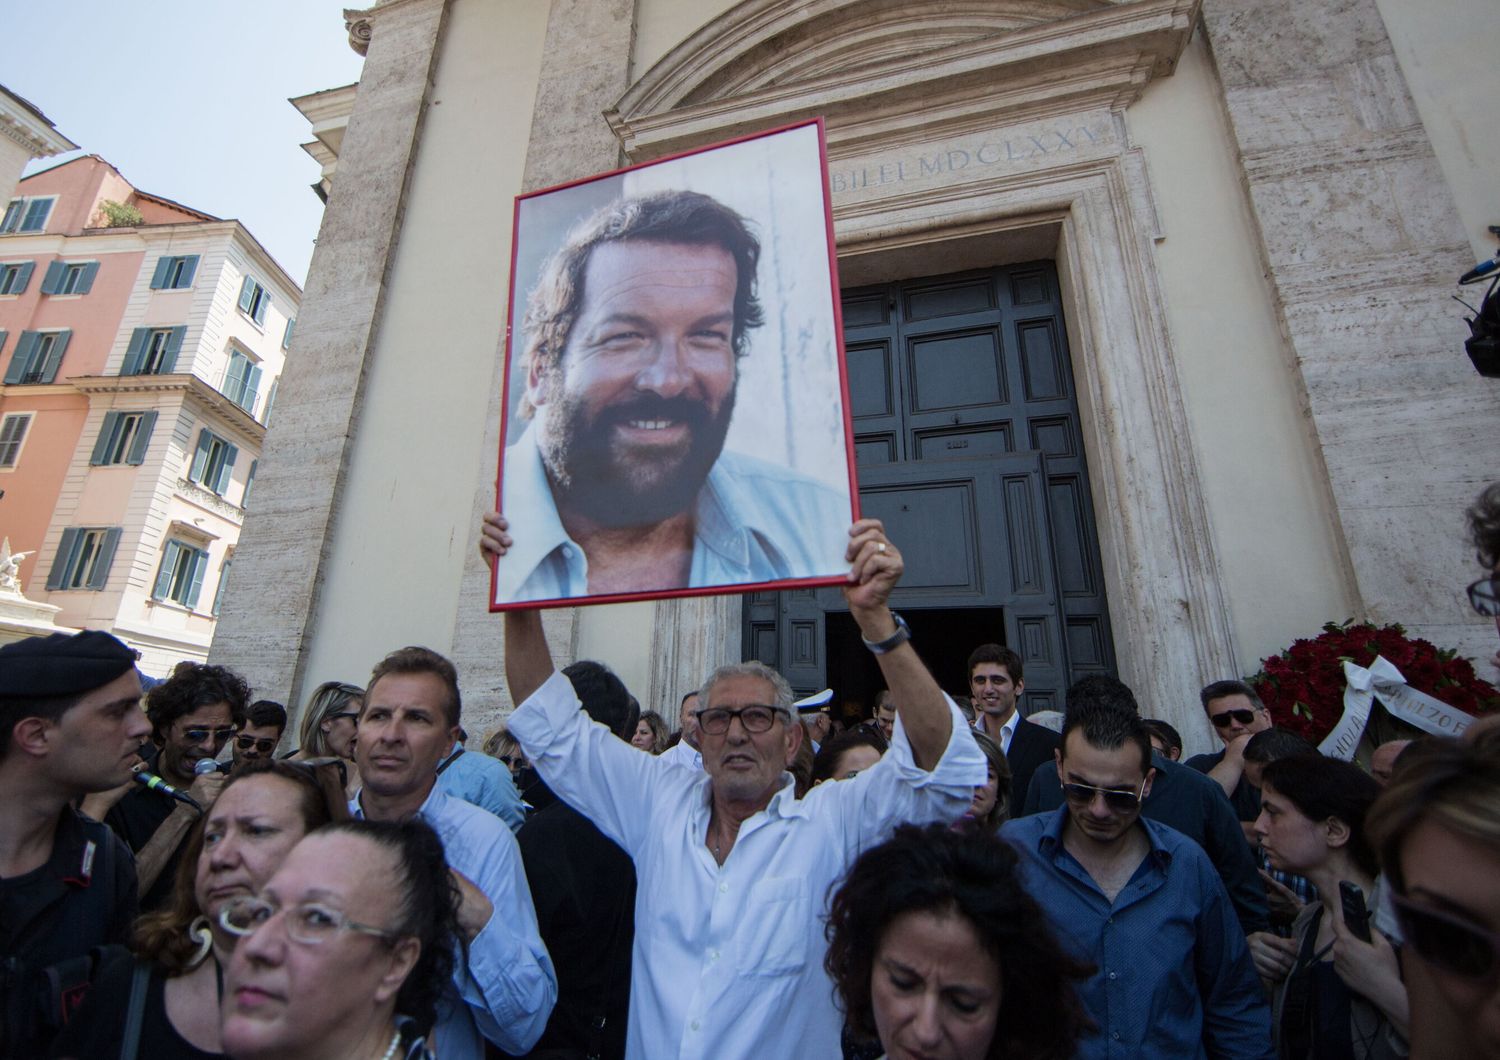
[[378, 1027, 401, 1060]]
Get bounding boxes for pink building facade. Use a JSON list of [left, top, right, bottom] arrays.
[[0, 155, 300, 672]]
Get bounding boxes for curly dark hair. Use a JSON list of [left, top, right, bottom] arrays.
[[825, 824, 1094, 1060], [1467, 481, 1500, 569], [318, 818, 463, 1035], [145, 662, 251, 742]]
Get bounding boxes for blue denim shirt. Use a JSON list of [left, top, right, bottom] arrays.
[[496, 420, 850, 604], [437, 742, 526, 832], [1001, 808, 1274, 1060]]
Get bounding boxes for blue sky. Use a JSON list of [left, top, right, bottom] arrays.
[[6, 1, 366, 286]]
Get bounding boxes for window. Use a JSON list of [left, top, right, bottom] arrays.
[[0, 413, 33, 467], [121, 326, 185, 375], [0, 262, 33, 295], [3, 330, 72, 385], [1, 196, 55, 235], [40, 261, 98, 296], [45, 527, 122, 591], [237, 275, 271, 326], [261, 378, 279, 425], [282, 317, 295, 349], [221, 350, 262, 413], [90, 410, 157, 466], [242, 459, 258, 508], [189, 428, 237, 495], [150, 254, 199, 290], [212, 556, 232, 616], [152, 539, 209, 608]]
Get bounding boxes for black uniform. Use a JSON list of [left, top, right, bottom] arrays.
[[1, 808, 138, 1055]]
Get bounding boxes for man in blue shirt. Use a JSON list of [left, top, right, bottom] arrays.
[[436, 728, 526, 832], [1001, 699, 1273, 1059]]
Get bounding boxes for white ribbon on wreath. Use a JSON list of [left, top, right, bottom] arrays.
[[1318, 655, 1478, 760]]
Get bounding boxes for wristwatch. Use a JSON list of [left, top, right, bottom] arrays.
[[862, 611, 912, 655]]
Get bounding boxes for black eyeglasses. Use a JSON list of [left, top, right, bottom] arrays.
[[235, 734, 276, 753], [1468, 575, 1499, 617], [1209, 708, 1258, 728], [1392, 894, 1500, 980], [1062, 781, 1145, 812], [183, 726, 237, 744], [695, 705, 787, 735]]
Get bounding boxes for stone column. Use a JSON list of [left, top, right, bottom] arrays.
[[647, 595, 741, 712], [1200, 0, 1500, 663], [209, 0, 450, 706], [447, 0, 638, 716]]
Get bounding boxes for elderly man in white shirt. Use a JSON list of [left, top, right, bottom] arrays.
[[483, 513, 985, 1060]]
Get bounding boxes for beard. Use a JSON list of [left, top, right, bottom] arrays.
[[537, 384, 736, 528]]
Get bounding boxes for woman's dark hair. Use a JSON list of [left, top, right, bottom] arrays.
[[1260, 754, 1382, 877], [318, 818, 463, 1035], [826, 824, 1094, 1060], [134, 759, 346, 973], [811, 728, 886, 784]]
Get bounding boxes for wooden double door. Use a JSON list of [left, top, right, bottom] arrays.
[[743, 262, 1115, 715]]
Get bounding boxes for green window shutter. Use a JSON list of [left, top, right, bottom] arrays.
[[87, 528, 121, 590], [5, 332, 38, 384], [184, 549, 207, 609], [36, 330, 69, 383], [121, 329, 149, 375], [46, 529, 81, 590], [127, 411, 157, 465], [243, 459, 258, 507], [178, 256, 199, 287], [153, 541, 180, 599], [190, 430, 213, 483], [150, 257, 172, 289], [91, 412, 122, 464], [237, 276, 255, 313], [245, 364, 263, 411], [161, 326, 186, 372], [0, 331, 7, 356], [12, 262, 33, 292], [75, 262, 99, 295], [254, 290, 271, 325], [39, 261, 66, 294], [214, 443, 238, 494]]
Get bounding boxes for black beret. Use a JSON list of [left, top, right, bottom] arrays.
[[0, 630, 139, 698]]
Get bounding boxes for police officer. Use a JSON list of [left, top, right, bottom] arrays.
[[0, 630, 147, 1053]]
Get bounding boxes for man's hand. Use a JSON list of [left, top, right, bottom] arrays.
[[843, 519, 902, 625], [1247, 930, 1297, 985], [187, 769, 227, 810], [1223, 731, 1253, 763], [451, 867, 494, 943], [481, 511, 512, 568], [1259, 868, 1307, 924]]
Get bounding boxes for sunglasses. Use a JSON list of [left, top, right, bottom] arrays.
[[1393, 894, 1500, 980], [1468, 575, 1499, 617], [1209, 708, 1259, 728], [1061, 781, 1144, 812], [183, 726, 237, 744], [235, 734, 277, 754]]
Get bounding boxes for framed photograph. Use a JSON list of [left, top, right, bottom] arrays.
[[491, 119, 858, 610]]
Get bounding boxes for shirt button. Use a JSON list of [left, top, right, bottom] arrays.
[[719, 882, 728, 893], [691, 1020, 700, 1031], [1112, 1032, 1121, 1041], [1106, 917, 1114, 925], [562, 545, 574, 558], [709, 949, 719, 961], [1109, 971, 1118, 980]]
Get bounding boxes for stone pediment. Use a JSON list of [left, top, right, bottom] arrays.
[[607, 0, 1199, 160]]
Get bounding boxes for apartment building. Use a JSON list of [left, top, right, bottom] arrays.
[[0, 153, 300, 672]]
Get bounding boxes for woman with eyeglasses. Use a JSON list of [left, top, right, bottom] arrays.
[[50, 760, 345, 1059], [1251, 754, 1408, 1059], [825, 823, 1092, 1060], [1367, 726, 1500, 1059], [218, 818, 462, 1060], [290, 681, 365, 796]]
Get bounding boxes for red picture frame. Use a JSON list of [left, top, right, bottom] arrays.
[[491, 119, 859, 611]]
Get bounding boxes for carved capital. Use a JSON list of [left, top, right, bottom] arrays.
[[345, 13, 373, 55]]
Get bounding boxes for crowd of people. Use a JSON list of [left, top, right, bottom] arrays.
[[1, 485, 1497, 1059]]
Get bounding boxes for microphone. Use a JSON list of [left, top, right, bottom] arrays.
[[1460, 254, 1500, 284], [133, 770, 202, 809], [194, 758, 224, 776]]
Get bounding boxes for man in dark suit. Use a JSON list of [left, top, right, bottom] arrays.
[[967, 644, 1059, 814]]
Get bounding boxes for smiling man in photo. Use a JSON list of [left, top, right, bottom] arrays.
[[498, 189, 847, 604]]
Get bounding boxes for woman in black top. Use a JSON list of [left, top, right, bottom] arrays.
[[52, 760, 343, 1059]]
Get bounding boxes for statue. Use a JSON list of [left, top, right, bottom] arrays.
[[0, 538, 35, 596]]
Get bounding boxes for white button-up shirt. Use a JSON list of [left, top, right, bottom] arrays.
[[508, 669, 986, 1060], [976, 709, 1020, 754]]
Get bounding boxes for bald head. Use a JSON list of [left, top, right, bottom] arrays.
[[1370, 739, 1412, 786]]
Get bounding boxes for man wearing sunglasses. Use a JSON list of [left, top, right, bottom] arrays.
[[489, 514, 986, 1060], [105, 662, 248, 911], [1185, 679, 1274, 842], [1002, 702, 1273, 1059], [231, 700, 287, 767]]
